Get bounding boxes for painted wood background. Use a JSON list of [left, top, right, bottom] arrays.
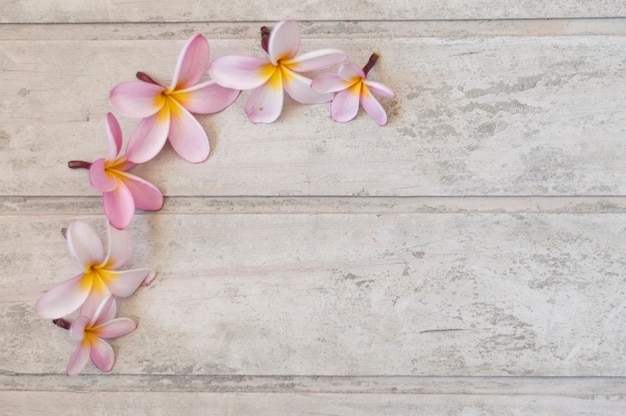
[[1, 1, 625, 414]]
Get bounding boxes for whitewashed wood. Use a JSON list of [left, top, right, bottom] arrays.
[[1, 391, 625, 416], [1, 29, 625, 196], [2, 212, 624, 376], [1, 0, 625, 23]]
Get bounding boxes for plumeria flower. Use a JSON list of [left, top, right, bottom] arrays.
[[68, 113, 163, 230], [109, 33, 239, 163], [312, 53, 396, 126], [35, 220, 155, 320], [209, 20, 347, 123], [64, 296, 137, 376]]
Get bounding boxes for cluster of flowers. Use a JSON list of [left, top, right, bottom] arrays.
[[34, 20, 395, 376]]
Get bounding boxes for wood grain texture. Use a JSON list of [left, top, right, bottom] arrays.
[[1, 0, 625, 23], [2, 212, 624, 376], [1, 26, 625, 196]]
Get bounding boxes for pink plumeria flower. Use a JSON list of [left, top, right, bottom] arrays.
[[109, 33, 239, 163], [312, 53, 396, 126], [209, 20, 347, 123], [35, 220, 155, 320], [69, 113, 163, 230], [66, 296, 137, 376]]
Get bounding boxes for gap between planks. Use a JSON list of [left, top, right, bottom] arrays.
[[1, 374, 626, 395], [1, 19, 626, 41], [1, 196, 625, 216]]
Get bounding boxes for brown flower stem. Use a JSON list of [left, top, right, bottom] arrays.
[[53, 318, 71, 330], [260, 26, 271, 53], [67, 160, 92, 169], [136, 71, 159, 85], [362, 53, 379, 76]]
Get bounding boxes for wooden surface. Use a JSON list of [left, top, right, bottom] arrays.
[[1, 2, 626, 415]]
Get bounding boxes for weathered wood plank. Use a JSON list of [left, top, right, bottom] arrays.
[[1, 391, 625, 416], [2, 212, 624, 376], [2, 31, 624, 196], [1, 0, 624, 23]]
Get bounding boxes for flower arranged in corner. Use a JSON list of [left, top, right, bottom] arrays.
[[312, 53, 396, 126], [69, 113, 163, 230], [56, 296, 138, 376], [35, 219, 155, 320], [110, 34, 240, 164], [209, 20, 347, 123]]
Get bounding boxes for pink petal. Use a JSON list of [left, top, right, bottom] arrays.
[[109, 81, 166, 118], [103, 223, 132, 270], [99, 268, 154, 298], [125, 106, 171, 164], [364, 80, 396, 98], [67, 220, 105, 266], [69, 315, 90, 342], [35, 273, 90, 319], [103, 183, 135, 230], [281, 67, 332, 104], [90, 338, 115, 372], [171, 80, 240, 114], [167, 98, 210, 163], [94, 317, 137, 339], [99, 296, 117, 323], [143, 269, 157, 286], [89, 159, 118, 193], [268, 20, 300, 65], [115, 171, 163, 211], [284, 49, 347, 72], [311, 73, 350, 94], [360, 86, 388, 126], [338, 62, 365, 83], [170, 34, 210, 91], [79, 291, 112, 322], [105, 113, 123, 159], [245, 74, 284, 124], [331, 85, 361, 123], [66, 342, 91, 376], [208, 56, 274, 90]]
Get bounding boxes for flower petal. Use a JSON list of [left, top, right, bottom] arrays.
[[143, 269, 157, 286], [311, 73, 350, 94], [35, 273, 90, 319], [66, 341, 91, 376], [90, 338, 115, 372], [364, 80, 396, 98], [331, 85, 361, 123], [89, 159, 118, 193], [171, 80, 240, 114], [99, 268, 154, 298], [105, 113, 123, 159], [94, 317, 137, 339], [360, 86, 388, 126], [167, 98, 210, 163], [69, 315, 90, 342], [115, 171, 164, 211], [125, 106, 171, 164], [103, 183, 135, 230], [103, 223, 132, 270], [170, 33, 210, 91], [268, 20, 300, 64], [208, 56, 273, 90], [109, 81, 165, 118], [338, 62, 365, 83], [245, 74, 284, 124], [281, 67, 333, 104], [79, 291, 112, 321], [284, 49, 347, 72], [67, 220, 105, 266]]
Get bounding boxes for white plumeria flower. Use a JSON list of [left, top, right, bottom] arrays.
[[209, 20, 347, 123]]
